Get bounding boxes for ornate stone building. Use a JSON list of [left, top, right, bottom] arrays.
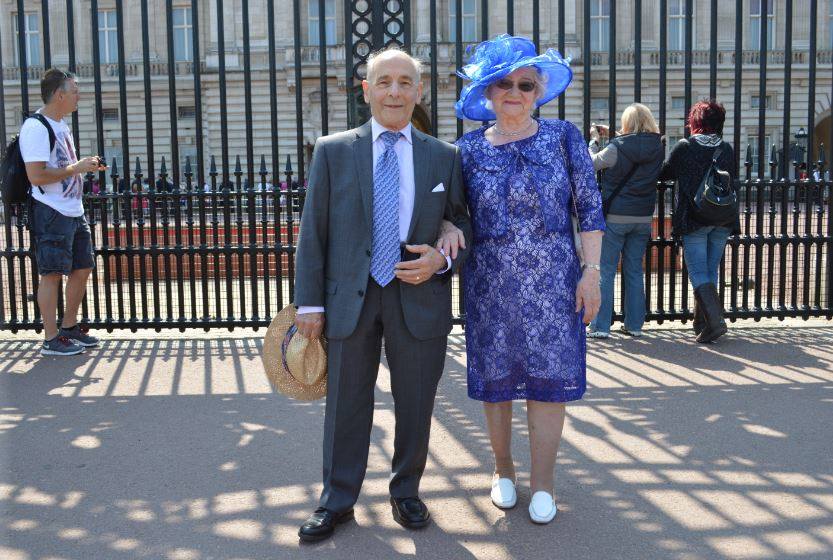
[[2, 0, 833, 179]]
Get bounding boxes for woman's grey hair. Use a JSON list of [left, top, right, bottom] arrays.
[[366, 46, 423, 83]]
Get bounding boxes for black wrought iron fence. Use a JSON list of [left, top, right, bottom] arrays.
[[2, 148, 830, 332], [1, 0, 832, 332], [2, 154, 309, 331]]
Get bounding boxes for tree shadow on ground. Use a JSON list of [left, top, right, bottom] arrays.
[[584, 326, 833, 388], [1, 327, 832, 559]]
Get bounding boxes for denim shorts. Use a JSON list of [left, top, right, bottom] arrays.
[[30, 199, 95, 276]]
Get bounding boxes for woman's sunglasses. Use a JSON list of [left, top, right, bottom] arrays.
[[494, 79, 537, 93]]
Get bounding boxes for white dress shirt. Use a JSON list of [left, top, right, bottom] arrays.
[[297, 118, 450, 315]]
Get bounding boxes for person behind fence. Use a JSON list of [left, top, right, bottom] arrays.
[[292, 47, 472, 542], [21, 68, 105, 356], [586, 103, 664, 339], [659, 99, 740, 343], [438, 34, 604, 524]]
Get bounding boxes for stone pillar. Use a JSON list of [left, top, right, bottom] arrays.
[[415, 0, 431, 42]]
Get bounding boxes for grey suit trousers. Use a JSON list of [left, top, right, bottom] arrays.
[[319, 277, 447, 513]]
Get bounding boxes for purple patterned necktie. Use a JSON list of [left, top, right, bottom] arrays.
[[370, 131, 402, 286]]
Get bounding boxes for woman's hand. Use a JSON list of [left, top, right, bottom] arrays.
[[575, 269, 601, 325], [435, 219, 466, 259], [589, 125, 600, 144]]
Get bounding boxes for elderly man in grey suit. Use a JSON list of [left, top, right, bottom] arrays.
[[293, 47, 471, 542]]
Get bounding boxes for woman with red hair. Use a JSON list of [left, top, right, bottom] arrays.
[[659, 100, 740, 343]]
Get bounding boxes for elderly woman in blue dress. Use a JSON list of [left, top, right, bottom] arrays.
[[438, 35, 605, 524]]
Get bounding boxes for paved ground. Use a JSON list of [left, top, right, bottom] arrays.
[[1, 319, 832, 560]]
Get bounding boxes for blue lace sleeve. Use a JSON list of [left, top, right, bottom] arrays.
[[564, 122, 606, 232]]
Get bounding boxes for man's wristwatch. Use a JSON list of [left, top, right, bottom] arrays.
[[582, 263, 601, 272]]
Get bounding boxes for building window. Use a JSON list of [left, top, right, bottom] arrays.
[[308, 0, 337, 46], [671, 96, 685, 111], [590, 97, 609, 120], [102, 108, 119, 121], [749, 134, 773, 176], [668, 0, 686, 50], [750, 0, 774, 51], [178, 106, 196, 119], [173, 7, 193, 62], [829, 5, 833, 49], [12, 13, 41, 66], [450, 0, 477, 42], [751, 94, 774, 109], [180, 147, 198, 177], [667, 135, 683, 156], [590, 0, 610, 52], [103, 147, 123, 171], [98, 10, 118, 64]]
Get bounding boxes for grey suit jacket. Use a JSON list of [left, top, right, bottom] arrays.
[[294, 121, 472, 340]]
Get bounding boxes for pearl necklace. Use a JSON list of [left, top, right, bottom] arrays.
[[493, 119, 537, 138]]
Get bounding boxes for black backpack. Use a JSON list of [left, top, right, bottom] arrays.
[[0, 113, 57, 205], [691, 142, 739, 226]]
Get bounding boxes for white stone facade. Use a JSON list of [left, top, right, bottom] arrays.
[[2, 0, 833, 179]]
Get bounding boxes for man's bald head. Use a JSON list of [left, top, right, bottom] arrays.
[[365, 47, 422, 84], [362, 46, 424, 131]]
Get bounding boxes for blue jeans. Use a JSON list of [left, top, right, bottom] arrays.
[[591, 221, 652, 333], [682, 226, 731, 289]]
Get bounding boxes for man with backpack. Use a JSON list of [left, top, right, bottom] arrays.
[[18, 69, 105, 355]]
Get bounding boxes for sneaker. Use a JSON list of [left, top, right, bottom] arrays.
[[586, 328, 610, 339], [60, 325, 100, 347], [619, 327, 643, 337], [41, 336, 84, 356]]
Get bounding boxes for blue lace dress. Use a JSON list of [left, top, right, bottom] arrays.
[[458, 119, 605, 403]]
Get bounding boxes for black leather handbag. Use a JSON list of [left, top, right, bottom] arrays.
[[691, 143, 739, 226]]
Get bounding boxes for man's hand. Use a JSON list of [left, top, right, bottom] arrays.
[[575, 269, 601, 325], [394, 244, 446, 285], [294, 312, 325, 339], [435, 220, 466, 259], [71, 156, 104, 175]]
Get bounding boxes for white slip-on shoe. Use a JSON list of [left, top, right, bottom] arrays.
[[586, 329, 610, 339], [528, 491, 557, 524], [490, 477, 517, 509]]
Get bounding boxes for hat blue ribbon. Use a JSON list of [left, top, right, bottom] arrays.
[[455, 34, 573, 121]]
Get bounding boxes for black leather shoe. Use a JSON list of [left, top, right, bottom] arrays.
[[391, 496, 431, 529], [298, 507, 354, 542]]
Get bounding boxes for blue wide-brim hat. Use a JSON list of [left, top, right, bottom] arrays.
[[455, 34, 573, 121]]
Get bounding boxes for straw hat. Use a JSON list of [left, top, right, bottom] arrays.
[[262, 305, 327, 401]]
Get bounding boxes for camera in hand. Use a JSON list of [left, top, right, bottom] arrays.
[[97, 157, 107, 168]]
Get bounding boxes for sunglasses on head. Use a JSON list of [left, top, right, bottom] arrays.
[[494, 78, 537, 92]]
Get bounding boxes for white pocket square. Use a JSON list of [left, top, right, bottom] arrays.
[[431, 183, 445, 193]]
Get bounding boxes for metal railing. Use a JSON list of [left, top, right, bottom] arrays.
[[2, 149, 829, 331], [1, 0, 832, 331]]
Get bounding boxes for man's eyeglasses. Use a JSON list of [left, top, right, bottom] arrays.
[[494, 79, 537, 93]]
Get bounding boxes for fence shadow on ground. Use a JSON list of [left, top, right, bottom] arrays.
[[1, 326, 832, 559]]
